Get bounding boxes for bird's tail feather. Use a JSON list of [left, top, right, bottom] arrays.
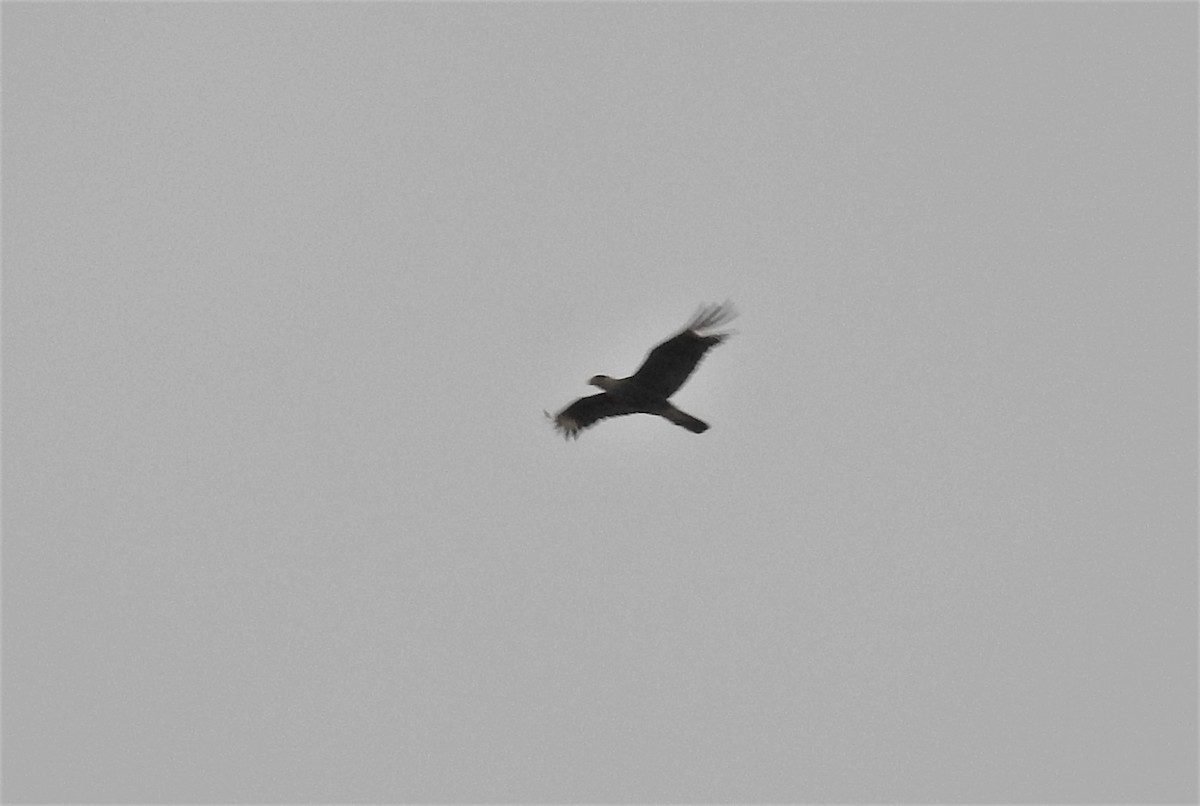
[[662, 406, 709, 434]]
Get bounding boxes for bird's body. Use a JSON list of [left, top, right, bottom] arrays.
[[548, 302, 736, 439]]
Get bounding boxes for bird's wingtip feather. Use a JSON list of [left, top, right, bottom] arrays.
[[546, 409, 582, 440], [686, 300, 738, 333]]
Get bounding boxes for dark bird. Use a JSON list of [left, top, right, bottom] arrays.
[[547, 302, 737, 439]]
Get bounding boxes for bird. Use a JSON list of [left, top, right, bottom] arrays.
[[547, 302, 736, 439]]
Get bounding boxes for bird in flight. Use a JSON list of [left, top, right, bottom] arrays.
[[547, 302, 737, 440]]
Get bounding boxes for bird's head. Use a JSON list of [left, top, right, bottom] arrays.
[[588, 374, 619, 391]]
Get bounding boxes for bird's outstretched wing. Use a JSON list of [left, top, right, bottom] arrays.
[[628, 302, 737, 398], [547, 393, 642, 440]]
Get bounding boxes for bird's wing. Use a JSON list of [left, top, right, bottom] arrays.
[[628, 302, 737, 398], [549, 393, 641, 439]]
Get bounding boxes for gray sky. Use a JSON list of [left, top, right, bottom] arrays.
[[4, 3, 1196, 803]]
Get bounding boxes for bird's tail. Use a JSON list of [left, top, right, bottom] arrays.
[[662, 405, 710, 434]]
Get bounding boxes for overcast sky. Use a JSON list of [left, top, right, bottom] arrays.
[[4, 3, 1196, 803]]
